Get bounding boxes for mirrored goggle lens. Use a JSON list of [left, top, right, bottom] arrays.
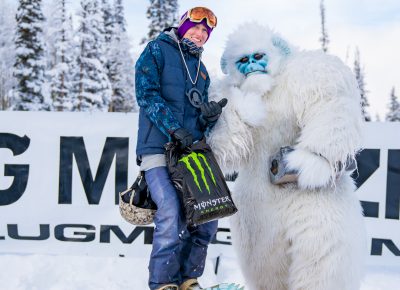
[[189, 7, 217, 28]]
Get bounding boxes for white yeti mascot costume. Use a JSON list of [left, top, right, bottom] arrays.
[[208, 23, 366, 290]]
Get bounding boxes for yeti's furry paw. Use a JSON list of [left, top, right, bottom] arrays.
[[285, 148, 333, 189], [230, 87, 267, 127]]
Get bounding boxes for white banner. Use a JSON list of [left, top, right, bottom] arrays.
[[0, 112, 399, 267], [353, 122, 400, 266]]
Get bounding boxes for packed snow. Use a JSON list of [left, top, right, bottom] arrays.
[[0, 254, 399, 290]]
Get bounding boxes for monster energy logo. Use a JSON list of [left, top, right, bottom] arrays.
[[179, 152, 216, 194], [194, 197, 233, 213]]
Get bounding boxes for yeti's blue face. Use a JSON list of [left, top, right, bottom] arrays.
[[235, 53, 268, 77]]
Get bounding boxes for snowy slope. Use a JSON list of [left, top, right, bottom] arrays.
[[0, 254, 399, 290]]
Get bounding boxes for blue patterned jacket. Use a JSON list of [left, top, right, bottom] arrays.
[[135, 28, 210, 158]]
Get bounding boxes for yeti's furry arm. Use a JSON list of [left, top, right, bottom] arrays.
[[207, 81, 256, 173], [283, 51, 363, 188]]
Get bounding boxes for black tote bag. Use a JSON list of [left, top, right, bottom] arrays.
[[165, 138, 237, 226]]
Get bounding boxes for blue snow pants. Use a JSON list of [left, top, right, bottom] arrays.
[[145, 166, 218, 290]]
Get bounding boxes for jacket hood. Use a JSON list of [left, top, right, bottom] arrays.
[[159, 27, 180, 44]]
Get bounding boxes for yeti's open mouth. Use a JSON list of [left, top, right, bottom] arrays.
[[245, 70, 268, 77]]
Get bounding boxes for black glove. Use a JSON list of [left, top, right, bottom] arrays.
[[199, 98, 228, 124], [171, 128, 193, 149]]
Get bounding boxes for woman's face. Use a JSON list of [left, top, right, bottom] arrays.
[[183, 23, 209, 47]]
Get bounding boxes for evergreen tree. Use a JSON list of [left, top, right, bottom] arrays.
[[49, 0, 75, 111], [386, 87, 400, 121], [114, 0, 126, 32], [353, 47, 371, 121], [74, 0, 111, 111], [0, 2, 17, 110], [101, 0, 114, 104], [68, 14, 82, 105], [13, 0, 49, 111], [319, 0, 329, 53], [102, 0, 114, 44], [108, 0, 136, 112], [43, 0, 58, 72], [142, 0, 179, 43]]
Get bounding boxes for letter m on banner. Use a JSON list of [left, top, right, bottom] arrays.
[[58, 137, 128, 205]]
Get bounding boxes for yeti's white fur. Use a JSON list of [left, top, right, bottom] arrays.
[[208, 23, 366, 290]]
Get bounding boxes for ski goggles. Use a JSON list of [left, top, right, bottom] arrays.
[[179, 7, 218, 29]]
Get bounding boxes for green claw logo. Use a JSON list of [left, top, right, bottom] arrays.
[[179, 152, 216, 194]]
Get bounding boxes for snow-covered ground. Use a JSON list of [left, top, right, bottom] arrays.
[[0, 254, 399, 290]]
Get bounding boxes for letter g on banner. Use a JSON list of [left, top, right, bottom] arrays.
[[0, 133, 30, 205]]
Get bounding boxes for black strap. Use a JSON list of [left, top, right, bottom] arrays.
[[129, 171, 145, 190]]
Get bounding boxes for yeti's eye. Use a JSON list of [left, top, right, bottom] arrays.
[[254, 53, 265, 60], [238, 56, 249, 63]]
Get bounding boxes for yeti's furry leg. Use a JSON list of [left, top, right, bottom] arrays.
[[285, 179, 366, 290], [229, 181, 290, 290], [230, 209, 288, 290]]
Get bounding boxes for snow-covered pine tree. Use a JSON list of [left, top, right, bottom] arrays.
[[74, 0, 111, 112], [48, 0, 75, 111], [101, 0, 114, 105], [353, 47, 371, 121], [141, 0, 179, 44], [43, 0, 58, 73], [107, 0, 136, 112], [102, 0, 114, 44], [114, 0, 126, 32], [319, 0, 329, 53], [386, 87, 400, 121], [13, 0, 50, 111], [68, 13, 82, 105], [0, 1, 17, 110]]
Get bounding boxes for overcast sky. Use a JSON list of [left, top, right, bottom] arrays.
[[118, 0, 399, 120], [13, 0, 397, 119]]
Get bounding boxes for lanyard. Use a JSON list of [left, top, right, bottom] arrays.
[[177, 40, 202, 85]]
